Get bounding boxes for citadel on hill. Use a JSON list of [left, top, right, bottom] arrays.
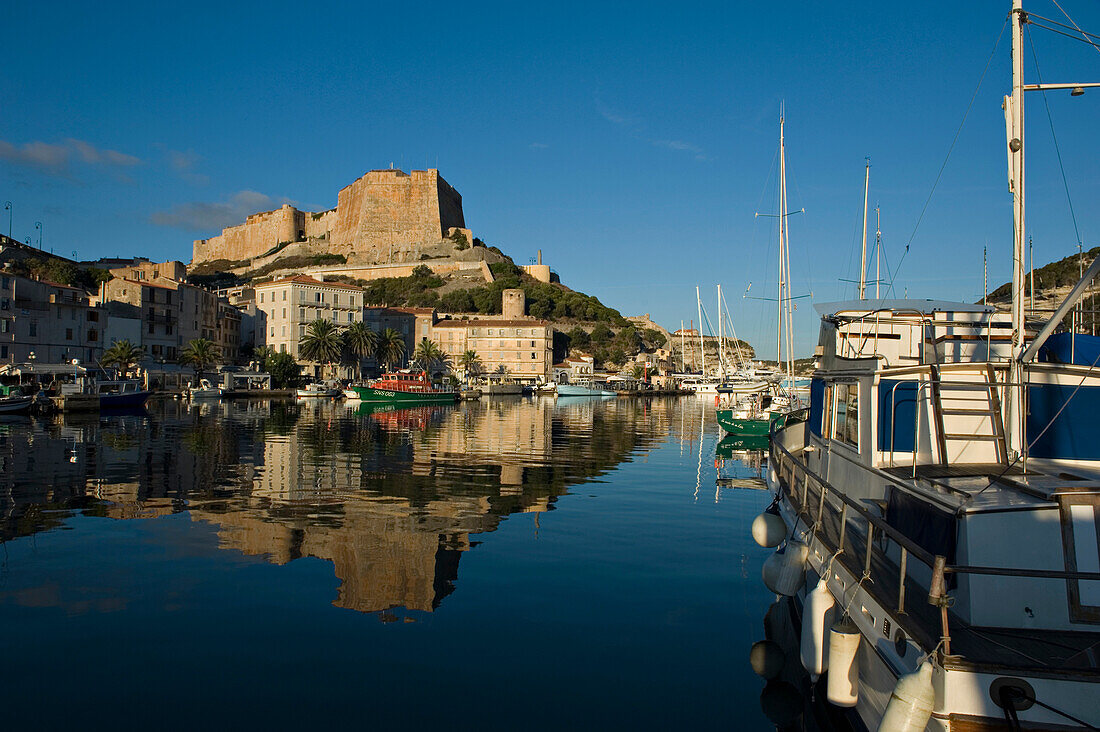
[[1, 166, 684, 387]]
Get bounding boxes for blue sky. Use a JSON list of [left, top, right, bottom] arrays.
[[3, 1, 1099, 358]]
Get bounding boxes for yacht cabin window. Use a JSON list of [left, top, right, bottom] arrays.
[[833, 382, 859, 449]]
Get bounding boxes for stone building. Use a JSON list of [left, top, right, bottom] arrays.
[[0, 270, 108, 365], [253, 275, 366, 361], [96, 262, 242, 364], [192, 168, 465, 265], [431, 318, 553, 382]]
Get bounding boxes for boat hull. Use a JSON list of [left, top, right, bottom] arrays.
[[0, 396, 33, 414], [351, 386, 457, 404], [715, 409, 787, 435], [557, 384, 616, 397], [100, 392, 150, 408]]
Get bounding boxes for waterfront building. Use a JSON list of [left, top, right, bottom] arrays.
[[253, 274, 365, 365], [0, 269, 108, 365], [552, 355, 594, 384]]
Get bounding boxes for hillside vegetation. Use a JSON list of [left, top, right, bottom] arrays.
[[988, 246, 1100, 301]]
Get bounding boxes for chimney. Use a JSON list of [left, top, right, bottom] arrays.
[[537, 250, 542, 265]]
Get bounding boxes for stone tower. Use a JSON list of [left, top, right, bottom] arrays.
[[502, 289, 525, 319]]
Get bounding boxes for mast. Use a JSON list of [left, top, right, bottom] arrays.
[[983, 246, 988, 306], [875, 206, 882, 299], [1004, 0, 1027, 457], [777, 115, 787, 371], [696, 287, 706, 377], [859, 158, 870, 300], [717, 285, 724, 378]]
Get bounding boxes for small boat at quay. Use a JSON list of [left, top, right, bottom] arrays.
[[716, 389, 800, 436], [0, 385, 33, 415], [296, 382, 341, 398], [188, 379, 224, 399], [352, 372, 458, 404], [343, 388, 361, 401], [754, 6, 1100, 729], [556, 382, 617, 397], [97, 379, 150, 408]]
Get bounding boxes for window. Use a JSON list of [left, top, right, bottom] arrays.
[[299, 308, 305, 320], [282, 308, 286, 319], [166, 324, 173, 336], [833, 383, 859, 448], [349, 296, 356, 308], [57, 308, 62, 319], [531, 352, 536, 359], [0, 345, 6, 358], [29, 321, 37, 337], [270, 327, 275, 337], [65, 328, 73, 340], [332, 311, 338, 321], [282, 290, 287, 301], [152, 344, 162, 356], [259, 292, 265, 303], [299, 325, 306, 338], [348, 313, 353, 322], [333, 294, 339, 306], [148, 322, 155, 334], [0, 298, 7, 310], [88, 329, 98, 341], [280, 343, 287, 353], [1, 276, 7, 289], [0, 319, 8, 333], [316, 293, 321, 302], [87, 311, 99, 322]]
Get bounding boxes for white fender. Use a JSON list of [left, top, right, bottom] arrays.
[[800, 577, 836, 679], [878, 662, 935, 732], [751, 505, 787, 548], [762, 540, 808, 596], [826, 617, 861, 707]]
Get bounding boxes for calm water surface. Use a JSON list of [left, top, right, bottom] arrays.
[[0, 396, 780, 729]]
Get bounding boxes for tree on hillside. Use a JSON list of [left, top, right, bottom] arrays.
[[342, 321, 378, 380], [102, 340, 144, 378], [300, 319, 344, 378], [376, 328, 407, 372], [179, 338, 219, 384]]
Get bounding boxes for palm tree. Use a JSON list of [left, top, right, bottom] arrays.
[[376, 328, 407, 372], [342, 321, 378, 380], [180, 338, 219, 384], [412, 338, 449, 375], [458, 349, 482, 385], [300, 319, 344, 379], [101, 340, 144, 378]]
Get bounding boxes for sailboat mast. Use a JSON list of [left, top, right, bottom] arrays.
[[696, 286, 706, 377], [1005, 0, 1027, 456], [875, 206, 882, 299], [717, 285, 724, 378], [859, 158, 870, 300], [777, 115, 786, 371]]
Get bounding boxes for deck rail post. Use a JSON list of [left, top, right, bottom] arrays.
[[898, 547, 908, 614], [928, 554, 952, 655]]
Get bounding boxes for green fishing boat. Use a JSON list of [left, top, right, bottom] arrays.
[[351, 372, 458, 404]]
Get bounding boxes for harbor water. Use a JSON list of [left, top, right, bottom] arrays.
[[0, 397, 789, 729]]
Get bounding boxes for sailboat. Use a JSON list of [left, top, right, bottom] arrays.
[[717, 113, 803, 435], [760, 3, 1100, 729]]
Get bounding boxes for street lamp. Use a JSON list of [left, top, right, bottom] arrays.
[[3, 201, 11, 239], [34, 221, 42, 250]]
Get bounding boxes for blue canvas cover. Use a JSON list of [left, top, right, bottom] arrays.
[[1038, 332, 1100, 366]]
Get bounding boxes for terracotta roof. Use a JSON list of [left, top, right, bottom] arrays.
[[433, 319, 550, 328], [255, 274, 363, 291], [40, 280, 82, 291]]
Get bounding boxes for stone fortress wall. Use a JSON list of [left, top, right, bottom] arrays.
[[192, 169, 465, 266]]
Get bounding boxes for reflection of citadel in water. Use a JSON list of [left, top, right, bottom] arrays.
[[0, 397, 676, 615]]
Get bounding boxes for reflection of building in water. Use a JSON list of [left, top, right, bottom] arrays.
[[0, 397, 672, 615], [424, 400, 553, 488]]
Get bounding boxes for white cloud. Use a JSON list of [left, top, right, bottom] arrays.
[[150, 190, 295, 232], [0, 138, 142, 175]]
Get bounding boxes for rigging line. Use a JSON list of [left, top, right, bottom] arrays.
[[1026, 10, 1100, 41], [1027, 26, 1084, 249], [1049, 0, 1100, 56], [1027, 20, 1100, 52], [889, 15, 1009, 289]]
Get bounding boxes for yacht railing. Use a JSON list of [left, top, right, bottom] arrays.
[[769, 409, 1100, 657]]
